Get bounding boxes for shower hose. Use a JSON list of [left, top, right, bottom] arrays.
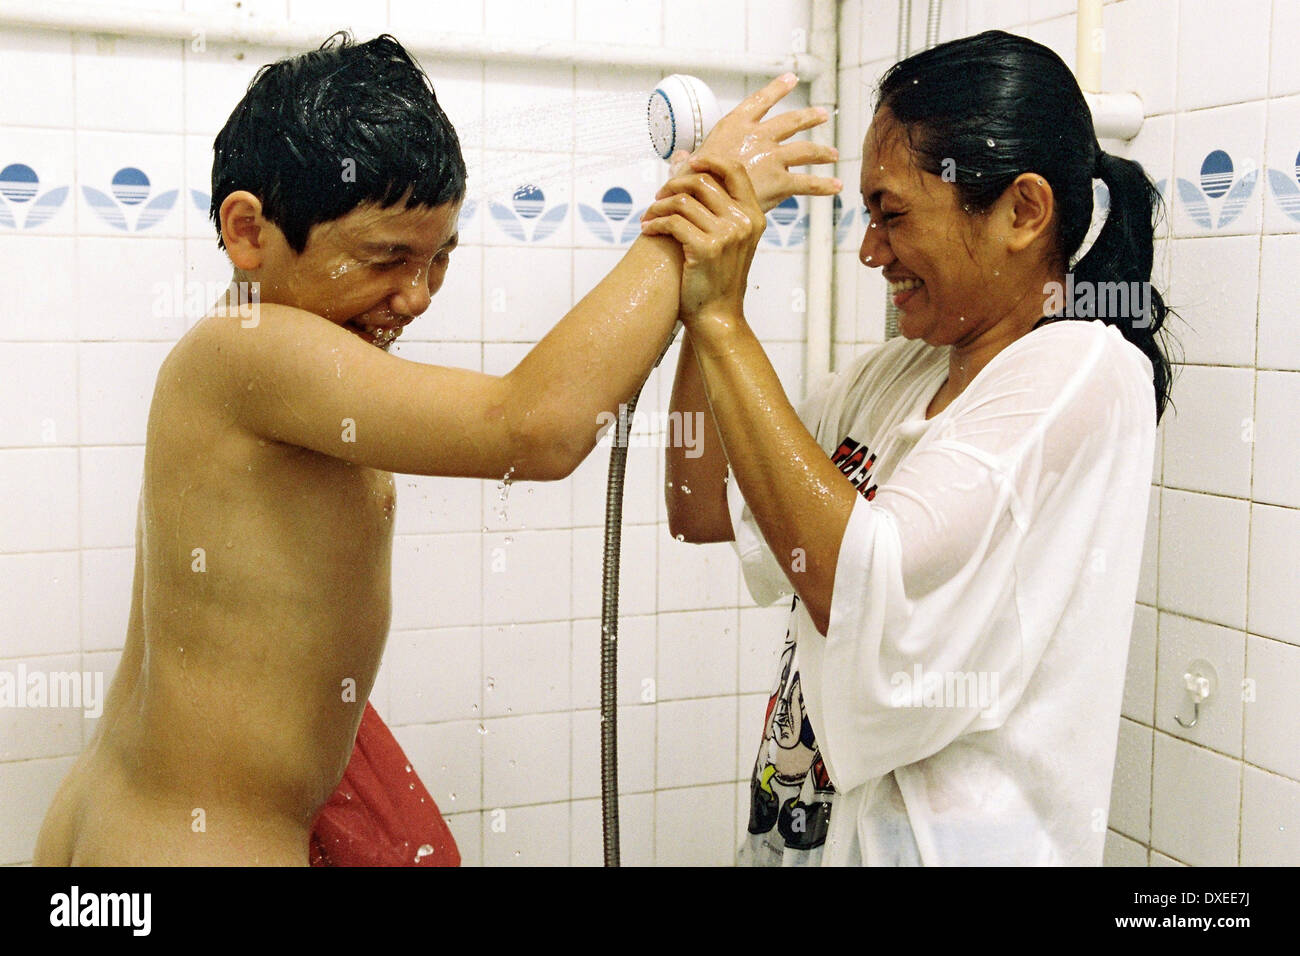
[[600, 321, 680, 866]]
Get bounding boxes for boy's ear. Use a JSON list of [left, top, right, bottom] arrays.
[[220, 191, 270, 270]]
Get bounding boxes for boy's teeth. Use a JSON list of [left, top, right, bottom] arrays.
[[889, 278, 924, 293]]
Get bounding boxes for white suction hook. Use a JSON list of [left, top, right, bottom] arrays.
[[647, 74, 721, 160], [1173, 658, 1217, 729]]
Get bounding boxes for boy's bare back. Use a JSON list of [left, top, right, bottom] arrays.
[[36, 315, 399, 865]]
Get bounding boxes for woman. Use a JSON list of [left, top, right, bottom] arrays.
[[645, 30, 1176, 866]]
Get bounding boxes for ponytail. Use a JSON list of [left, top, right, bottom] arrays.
[[1070, 150, 1178, 423]]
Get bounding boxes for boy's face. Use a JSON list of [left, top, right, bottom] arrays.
[[233, 195, 462, 350]]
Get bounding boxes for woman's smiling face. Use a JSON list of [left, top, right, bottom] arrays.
[[858, 106, 1018, 346]]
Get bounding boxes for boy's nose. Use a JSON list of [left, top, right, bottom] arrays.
[[392, 276, 432, 318]]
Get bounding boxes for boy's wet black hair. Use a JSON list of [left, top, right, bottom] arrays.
[[210, 31, 466, 254]]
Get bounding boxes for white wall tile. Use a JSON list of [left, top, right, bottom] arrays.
[[78, 446, 143, 550], [0, 552, 79, 659], [78, 344, 170, 446], [1160, 364, 1253, 497], [485, 0, 575, 41], [483, 620, 570, 716], [1258, 236, 1300, 372], [1123, 603, 1157, 724], [0, 29, 74, 128], [1271, 1, 1300, 96], [1157, 489, 1248, 629], [77, 238, 189, 340], [392, 719, 484, 816], [390, 532, 482, 629], [1243, 635, 1300, 779], [0, 345, 77, 448], [1164, 236, 1258, 367], [0, 756, 75, 865], [1103, 829, 1148, 866], [393, 473, 484, 536], [482, 711, 570, 806], [0, 449, 77, 552], [663, 0, 747, 54], [0, 237, 78, 342], [390, 0, 484, 34], [657, 539, 740, 612], [74, 34, 184, 133], [656, 696, 736, 789], [654, 782, 735, 865], [1176, 0, 1270, 111], [746, 0, 810, 57], [481, 247, 573, 341], [1241, 765, 1300, 865], [657, 608, 738, 700], [482, 800, 570, 865], [1137, 486, 1158, 605], [80, 547, 133, 653], [385, 627, 482, 725], [482, 529, 571, 624], [1252, 371, 1300, 508], [444, 811, 482, 866], [1247, 504, 1300, 647], [739, 603, 788, 693], [0, 654, 85, 760], [575, 0, 662, 46], [1109, 717, 1152, 842], [1150, 730, 1240, 866]]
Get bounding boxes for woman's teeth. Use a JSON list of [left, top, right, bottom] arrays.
[[889, 278, 924, 295]]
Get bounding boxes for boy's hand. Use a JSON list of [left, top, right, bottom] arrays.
[[673, 73, 841, 213], [640, 156, 766, 324]]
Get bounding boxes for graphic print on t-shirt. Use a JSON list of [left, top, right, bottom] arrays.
[[746, 434, 879, 852], [831, 436, 878, 500]]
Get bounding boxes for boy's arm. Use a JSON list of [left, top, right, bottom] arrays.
[[205, 75, 839, 481]]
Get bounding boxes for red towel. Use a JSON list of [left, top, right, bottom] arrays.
[[309, 701, 460, 867]]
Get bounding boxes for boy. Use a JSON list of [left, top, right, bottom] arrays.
[[34, 33, 837, 865]]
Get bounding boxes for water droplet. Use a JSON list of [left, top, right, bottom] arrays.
[[404, 763, 412, 773], [415, 844, 434, 860], [986, 138, 996, 147], [682, 485, 692, 495], [674, 533, 685, 542], [477, 723, 487, 734], [486, 676, 496, 691]]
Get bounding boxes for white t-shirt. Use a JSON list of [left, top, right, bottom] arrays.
[[729, 319, 1156, 866]]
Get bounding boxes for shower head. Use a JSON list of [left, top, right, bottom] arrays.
[[647, 74, 721, 160]]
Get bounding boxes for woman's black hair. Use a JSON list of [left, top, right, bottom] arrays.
[[210, 32, 466, 255], [873, 29, 1178, 423]]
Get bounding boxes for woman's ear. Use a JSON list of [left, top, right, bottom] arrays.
[[1003, 172, 1055, 254]]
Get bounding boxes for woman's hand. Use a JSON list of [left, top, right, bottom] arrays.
[[681, 74, 841, 213], [639, 156, 766, 325]]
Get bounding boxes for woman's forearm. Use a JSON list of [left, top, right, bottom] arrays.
[[665, 331, 732, 542], [689, 312, 858, 634]]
